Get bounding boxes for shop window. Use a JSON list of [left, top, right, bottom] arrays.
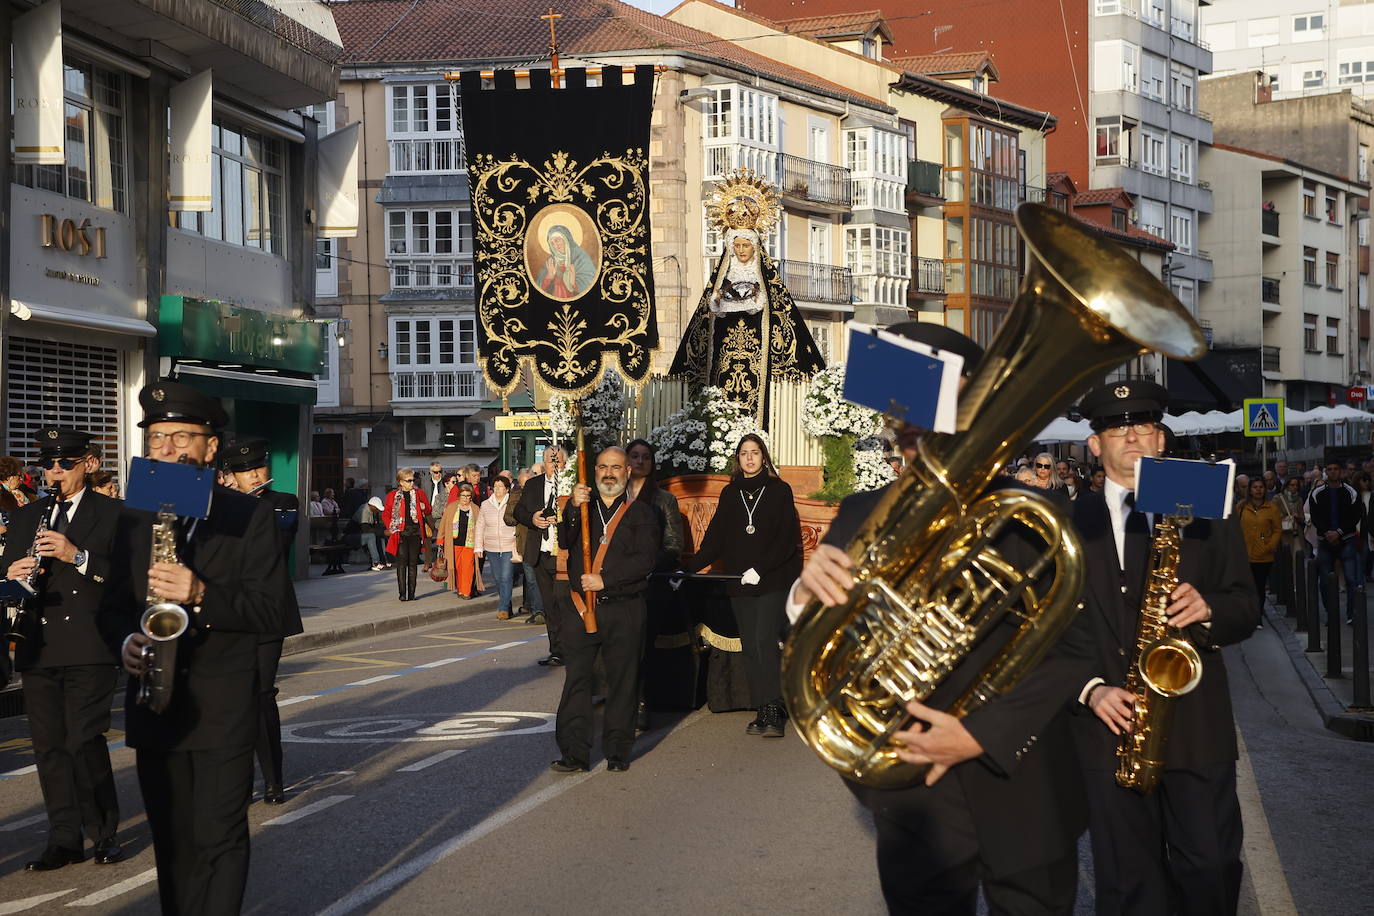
[[15, 58, 127, 213], [173, 120, 286, 255]]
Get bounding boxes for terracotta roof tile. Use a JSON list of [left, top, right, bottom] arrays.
[[327, 0, 889, 109], [892, 52, 996, 78], [1072, 187, 1131, 206], [776, 10, 887, 38]]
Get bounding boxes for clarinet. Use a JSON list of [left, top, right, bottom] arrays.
[[5, 487, 59, 642]]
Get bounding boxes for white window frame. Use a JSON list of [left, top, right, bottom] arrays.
[[315, 238, 338, 299], [385, 207, 474, 290], [1140, 128, 1166, 176], [317, 321, 340, 408], [1139, 199, 1166, 238], [386, 82, 465, 173], [1141, 52, 1167, 101], [1170, 65, 1195, 113], [302, 99, 337, 137], [1169, 209, 1193, 253], [175, 120, 286, 255], [18, 57, 128, 214], [388, 315, 479, 369], [1169, 137, 1194, 182], [1293, 13, 1325, 42]]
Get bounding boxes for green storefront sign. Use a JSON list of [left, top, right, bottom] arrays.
[[159, 296, 324, 374]]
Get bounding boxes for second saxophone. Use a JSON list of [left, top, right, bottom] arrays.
[[138, 508, 190, 715]]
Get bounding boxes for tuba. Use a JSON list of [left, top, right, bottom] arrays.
[[782, 203, 1207, 789], [138, 508, 190, 715]]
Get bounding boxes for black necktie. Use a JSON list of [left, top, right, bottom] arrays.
[[1124, 493, 1149, 535], [51, 500, 71, 535]]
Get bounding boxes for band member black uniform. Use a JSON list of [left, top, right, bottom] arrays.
[[788, 324, 1097, 915], [549, 447, 658, 773], [99, 381, 295, 915], [2, 427, 124, 870], [1072, 380, 1258, 916], [513, 443, 570, 665], [223, 438, 304, 805]]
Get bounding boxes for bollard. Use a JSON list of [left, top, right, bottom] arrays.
[[1354, 586, 1370, 708], [1283, 547, 1298, 616], [1295, 551, 1309, 633], [1327, 568, 1344, 678], [1307, 554, 1323, 652]]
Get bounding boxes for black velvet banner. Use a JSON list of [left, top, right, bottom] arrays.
[[460, 66, 659, 397]]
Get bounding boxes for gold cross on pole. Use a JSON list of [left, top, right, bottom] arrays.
[[540, 7, 563, 88]]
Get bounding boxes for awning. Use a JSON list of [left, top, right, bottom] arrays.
[[12, 300, 156, 337], [175, 364, 317, 406]]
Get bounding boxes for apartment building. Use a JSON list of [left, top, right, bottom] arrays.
[[1202, 0, 1374, 98], [1201, 143, 1367, 455]]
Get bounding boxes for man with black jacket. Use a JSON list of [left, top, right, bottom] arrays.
[[549, 446, 658, 773], [1305, 460, 1364, 625], [100, 381, 294, 916], [513, 444, 569, 664], [789, 325, 1097, 914], [2, 427, 124, 870]]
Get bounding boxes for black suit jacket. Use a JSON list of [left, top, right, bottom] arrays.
[[257, 489, 304, 639], [558, 497, 659, 597], [1069, 488, 1258, 771], [512, 474, 560, 562], [98, 486, 295, 752], [1, 490, 121, 669], [822, 480, 1096, 879]]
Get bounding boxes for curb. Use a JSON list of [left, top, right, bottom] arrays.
[[283, 592, 547, 657], [1263, 602, 1374, 741]]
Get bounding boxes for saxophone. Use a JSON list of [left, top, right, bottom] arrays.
[[138, 509, 190, 715], [1115, 511, 1204, 794], [6, 487, 58, 641]]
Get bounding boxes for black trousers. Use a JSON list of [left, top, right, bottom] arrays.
[[1082, 763, 1243, 916], [555, 596, 646, 764], [22, 664, 120, 848], [254, 639, 285, 789], [534, 555, 568, 656], [729, 588, 788, 708], [853, 774, 1078, 916], [395, 533, 421, 597], [137, 742, 255, 916]]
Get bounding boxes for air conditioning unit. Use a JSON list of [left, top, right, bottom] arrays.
[[465, 420, 495, 448], [404, 418, 438, 450]]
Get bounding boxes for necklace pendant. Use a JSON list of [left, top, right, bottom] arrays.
[[599, 535, 609, 546], [746, 524, 756, 535]]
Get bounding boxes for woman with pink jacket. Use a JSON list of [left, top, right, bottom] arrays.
[[475, 476, 520, 619]]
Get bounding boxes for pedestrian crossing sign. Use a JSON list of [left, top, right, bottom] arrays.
[[1242, 398, 1284, 437]]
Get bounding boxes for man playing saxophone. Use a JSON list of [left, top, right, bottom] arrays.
[[98, 381, 295, 916], [788, 324, 1098, 916], [1, 427, 124, 870], [1071, 380, 1257, 916]]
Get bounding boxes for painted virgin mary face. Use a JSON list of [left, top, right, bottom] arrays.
[[550, 231, 568, 256], [732, 236, 755, 265]]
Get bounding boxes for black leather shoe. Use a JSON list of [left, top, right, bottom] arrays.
[[537, 654, 564, 667], [264, 785, 287, 805], [549, 758, 588, 773], [607, 757, 629, 772], [92, 838, 124, 865], [745, 713, 767, 736], [761, 701, 786, 738], [26, 845, 83, 871], [635, 700, 651, 734], [527, 611, 546, 625]]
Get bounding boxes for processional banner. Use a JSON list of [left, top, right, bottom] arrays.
[[459, 66, 659, 398]]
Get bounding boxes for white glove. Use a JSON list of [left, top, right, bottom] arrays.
[[668, 571, 685, 591], [740, 568, 761, 586]]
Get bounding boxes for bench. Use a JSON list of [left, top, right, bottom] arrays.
[[309, 543, 352, 575]]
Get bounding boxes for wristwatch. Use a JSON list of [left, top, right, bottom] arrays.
[[72, 548, 88, 568]]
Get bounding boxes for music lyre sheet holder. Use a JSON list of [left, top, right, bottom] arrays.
[[124, 457, 215, 519], [1133, 457, 1236, 520], [843, 322, 963, 433]]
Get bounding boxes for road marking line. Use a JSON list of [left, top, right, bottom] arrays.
[[64, 868, 158, 907], [414, 657, 464, 669], [316, 708, 709, 916], [485, 641, 524, 651], [0, 765, 37, 778], [0, 814, 47, 832], [1235, 732, 1298, 915], [396, 749, 466, 772], [0, 891, 75, 913], [345, 674, 401, 687], [263, 795, 354, 826], [279, 695, 321, 707]]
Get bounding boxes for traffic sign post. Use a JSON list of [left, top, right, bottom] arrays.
[[1243, 398, 1284, 437]]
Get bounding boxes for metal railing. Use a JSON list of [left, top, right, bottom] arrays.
[[1262, 277, 1281, 304], [1020, 184, 1046, 203], [389, 137, 466, 174], [389, 259, 475, 290], [779, 153, 852, 207], [914, 257, 945, 294], [703, 142, 779, 183], [390, 369, 483, 401], [777, 259, 853, 305], [907, 159, 942, 197], [1262, 345, 1281, 372], [1263, 209, 1280, 236]]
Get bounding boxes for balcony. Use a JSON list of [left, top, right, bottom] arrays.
[[1020, 184, 1046, 203], [779, 153, 852, 209], [913, 257, 945, 295], [1262, 208, 1280, 238], [703, 142, 779, 184], [1262, 277, 1281, 307], [1262, 345, 1281, 373], [389, 138, 466, 174], [389, 259, 475, 291], [777, 260, 852, 306], [907, 160, 943, 199], [391, 369, 483, 402]]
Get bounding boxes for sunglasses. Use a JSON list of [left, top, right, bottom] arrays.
[[1035, 462, 1053, 469], [43, 457, 84, 470]]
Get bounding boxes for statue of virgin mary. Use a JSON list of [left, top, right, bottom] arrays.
[[670, 170, 826, 425]]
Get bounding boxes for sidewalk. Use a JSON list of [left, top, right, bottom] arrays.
[[284, 563, 537, 656], [1263, 584, 1374, 741]]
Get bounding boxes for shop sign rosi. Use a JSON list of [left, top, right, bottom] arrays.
[[40, 213, 107, 258], [159, 296, 324, 375]]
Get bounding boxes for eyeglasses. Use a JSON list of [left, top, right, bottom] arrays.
[[43, 457, 83, 470], [146, 431, 211, 448], [399, 478, 415, 485], [1035, 462, 1053, 469], [1099, 422, 1159, 438]]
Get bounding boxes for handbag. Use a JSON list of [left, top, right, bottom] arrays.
[[429, 552, 448, 582]]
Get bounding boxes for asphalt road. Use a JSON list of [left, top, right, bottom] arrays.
[[0, 611, 1368, 914]]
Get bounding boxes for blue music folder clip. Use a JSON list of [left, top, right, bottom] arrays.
[[124, 457, 215, 519], [843, 322, 963, 433], [1134, 457, 1236, 520]]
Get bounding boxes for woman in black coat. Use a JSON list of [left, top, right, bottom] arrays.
[[683, 434, 802, 737]]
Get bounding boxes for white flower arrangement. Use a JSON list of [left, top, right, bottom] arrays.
[[853, 438, 897, 492], [801, 365, 886, 439], [548, 371, 628, 457], [649, 387, 768, 475]]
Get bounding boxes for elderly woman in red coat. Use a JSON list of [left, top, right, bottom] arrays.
[[382, 469, 432, 601]]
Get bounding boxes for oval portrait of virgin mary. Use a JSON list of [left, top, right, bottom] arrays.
[[524, 204, 602, 302]]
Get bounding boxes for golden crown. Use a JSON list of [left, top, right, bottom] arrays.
[[706, 168, 780, 235]]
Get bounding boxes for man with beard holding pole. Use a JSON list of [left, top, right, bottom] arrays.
[[548, 446, 658, 773]]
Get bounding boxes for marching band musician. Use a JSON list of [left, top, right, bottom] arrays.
[[1071, 381, 1257, 916], [788, 324, 1097, 915], [223, 438, 304, 805], [1, 427, 124, 870], [98, 381, 295, 916]]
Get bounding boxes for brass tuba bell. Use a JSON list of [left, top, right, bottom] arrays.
[[781, 203, 1207, 789]]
